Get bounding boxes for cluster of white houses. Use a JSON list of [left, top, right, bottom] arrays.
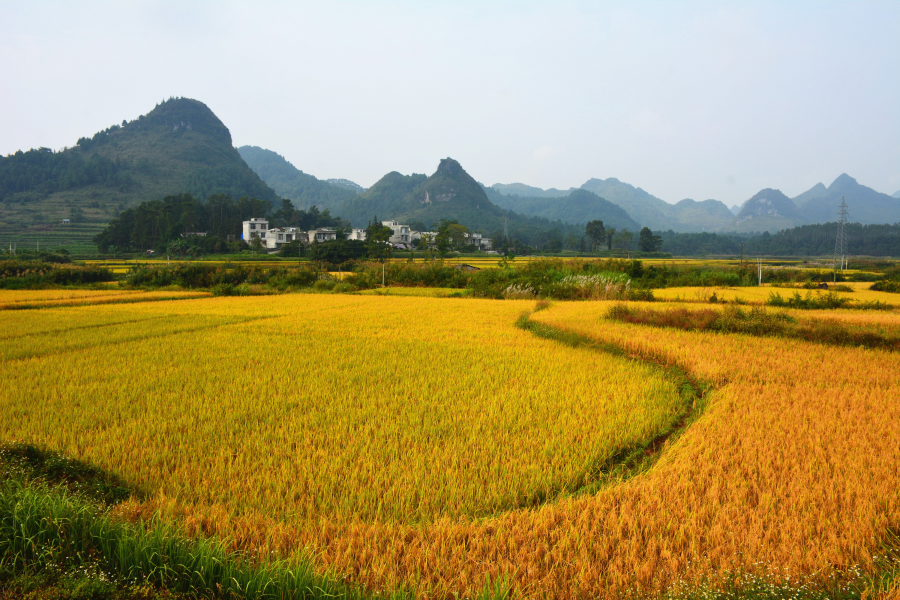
[[241, 218, 492, 252]]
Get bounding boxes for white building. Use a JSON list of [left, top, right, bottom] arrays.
[[242, 218, 268, 243], [465, 233, 493, 251], [308, 228, 337, 243], [266, 227, 308, 250], [347, 228, 368, 241], [382, 220, 410, 245]]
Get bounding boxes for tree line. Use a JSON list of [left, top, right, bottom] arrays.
[[93, 193, 343, 254]]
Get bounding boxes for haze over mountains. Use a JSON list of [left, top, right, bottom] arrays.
[[3, 96, 899, 251]]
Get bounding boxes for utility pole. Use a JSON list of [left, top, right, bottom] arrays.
[[833, 196, 849, 283], [740, 242, 744, 269]]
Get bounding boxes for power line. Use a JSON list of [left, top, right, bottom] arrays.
[[833, 196, 849, 281]]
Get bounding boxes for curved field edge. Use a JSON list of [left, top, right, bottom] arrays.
[[3, 298, 900, 599], [0, 295, 685, 526]]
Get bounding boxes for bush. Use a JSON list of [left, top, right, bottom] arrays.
[[313, 279, 336, 292], [0, 260, 114, 289]]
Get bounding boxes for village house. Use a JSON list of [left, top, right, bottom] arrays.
[[266, 227, 307, 250], [346, 228, 368, 241], [308, 228, 337, 243], [465, 232, 493, 251], [242, 218, 268, 242], [382, 220, 410, 246]]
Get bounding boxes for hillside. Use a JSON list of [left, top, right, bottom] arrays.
[[0, 98, 278, 253], [341, 158, 503, 228], [725, 188, 805, 233], [800, 174, 900, 225], [484, 188, 638, 230], [237, 146, 356, 211], [337, 158, 582, 245], [893, 190, 900, 199], [791, 183, 828, 207], [493, 177, 733, 232], [490, 183, 571, 198]]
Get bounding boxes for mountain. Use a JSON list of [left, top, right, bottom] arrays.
[[578, 178, 673, 231], [791, 183, 828, 207], [335, 158, 583, 246], [671, 198, 736, 231], [341, 158, 504, 229], [326, 179, 366, 194], [339, 171, 428, 226], [729, 205, 741, 215], [484, 187, 638, 230], [493, 177, 732, 232], [800, 174, 900, 225], [893, 190, 900, 199], [490, 183, 572, 198], [0, 98, 278, 251], [237, 146, 356, 211], [725, 188, 805, 233]]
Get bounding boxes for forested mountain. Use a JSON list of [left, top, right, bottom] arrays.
[[337, 158, 584, 247], [0, 98, 279, 252], [722, 175, 900, 233], [791, 183, 828, 207], [484, 187, 638, 230], [492, 177, 733, 232], [326, 179, 366, 194], [658, 223, 900, 257], [727, 188, 805, 233], [237, 146, 357, 211], [490, 183, 572, 198], [800, 174, 900, 225]]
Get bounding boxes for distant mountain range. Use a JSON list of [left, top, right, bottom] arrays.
[[485, 174, 900, 233], [489, 179, 738, 233], [726, 174, 900, 232], [237, 146, 360, 210], [5, 96, 897, 248]]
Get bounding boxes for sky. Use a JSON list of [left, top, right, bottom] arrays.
[[2, 1, 899, 206]]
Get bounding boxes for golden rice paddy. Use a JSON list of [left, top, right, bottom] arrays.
[[1, 290, 899, 598]]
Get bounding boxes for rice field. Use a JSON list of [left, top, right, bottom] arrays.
[[0, 288, 209, 309], [653, 283, 897, 306], [1, 290, 899, 598]]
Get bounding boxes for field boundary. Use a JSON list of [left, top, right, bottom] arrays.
[[515, 303, 711, 497]]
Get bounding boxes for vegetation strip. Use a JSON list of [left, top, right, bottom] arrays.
[[515, 304, 709, 495], [0, 446, 382, 600], [607, 303, 900, 352]]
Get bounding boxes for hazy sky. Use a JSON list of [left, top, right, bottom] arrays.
[[2, 1, 898, 205]]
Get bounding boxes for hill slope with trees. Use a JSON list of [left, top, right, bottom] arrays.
[[0, 98, 278, 252], [237, 146, 357, 211]]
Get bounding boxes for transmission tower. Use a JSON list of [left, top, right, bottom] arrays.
[[503, 214, 509, 238], [833, 196, 849, 280]]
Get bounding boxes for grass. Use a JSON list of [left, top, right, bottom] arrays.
[[0, 448, 373, 600], [606, 303, 900, 351]]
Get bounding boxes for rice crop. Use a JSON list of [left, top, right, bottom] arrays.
[[3, 293, 899, 599], [653, 284, 898, 307], [0, 294, 685, 589], [0, 289, 209, 309]]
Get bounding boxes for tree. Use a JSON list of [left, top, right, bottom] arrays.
[[613, 229, 634, 251], [605, 227, 617, 251], [639, 227, 663, 252], [365, 216, 393, 260], [585, 220, 605, 251], [249, 235, 265, 255]]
